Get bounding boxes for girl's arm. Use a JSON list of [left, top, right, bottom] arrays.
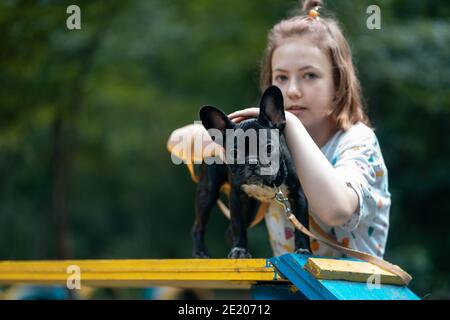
[[283, 112, 359, 226], [229, 108, 359, 227]]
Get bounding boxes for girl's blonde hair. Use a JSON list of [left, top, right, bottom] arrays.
[[260, 0, 372, 130]]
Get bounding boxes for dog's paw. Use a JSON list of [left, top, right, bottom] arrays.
[[228, 247, 252, 259], [193, 250, 211, 258], [294, 248, 312, 256]]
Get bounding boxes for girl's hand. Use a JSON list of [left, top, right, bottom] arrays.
[[228, 107, 259, 123], [229, 107, 300, 127]]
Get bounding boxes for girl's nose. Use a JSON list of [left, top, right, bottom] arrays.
[[287, 80, 302, 100]]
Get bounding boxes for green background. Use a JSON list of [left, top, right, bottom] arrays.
[[0, 0, 449, 299]]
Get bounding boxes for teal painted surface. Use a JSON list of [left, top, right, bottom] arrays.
[[269, 254, 420, 300], [250, 284, 307, 300]]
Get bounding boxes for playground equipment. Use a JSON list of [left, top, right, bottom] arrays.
[[0, 253, 419, 300]]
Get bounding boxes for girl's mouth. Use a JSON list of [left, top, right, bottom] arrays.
[[286, 105, 307, 116], [286, 105, 307, 111]]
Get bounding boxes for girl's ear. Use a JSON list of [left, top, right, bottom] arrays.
[[258, 85, 286, 131], [199, 106, 235, 135]]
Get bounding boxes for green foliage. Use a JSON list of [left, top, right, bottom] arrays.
[[0, 0, 448, 298]]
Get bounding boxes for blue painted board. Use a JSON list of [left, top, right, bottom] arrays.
[[251, 284, 308, 300], [269, 254, 420, 300]]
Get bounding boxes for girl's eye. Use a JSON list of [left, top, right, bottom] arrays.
[[304, 72, 317, 80], [274, 75, 288, 82]]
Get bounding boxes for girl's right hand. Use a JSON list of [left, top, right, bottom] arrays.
[[167, 124, 211, 162], [167, 124, 226, 163], [228, 107, 260, 123]]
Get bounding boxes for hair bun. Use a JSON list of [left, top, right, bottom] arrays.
[[302, 0, 323, 13]]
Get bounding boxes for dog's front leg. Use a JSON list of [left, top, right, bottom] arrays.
[[192, 168, 221, 258], [228, 188, 252, 258]]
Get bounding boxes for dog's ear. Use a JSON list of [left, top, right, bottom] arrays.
[[258, 85, 286, 131], [199, 106, 235, 135]]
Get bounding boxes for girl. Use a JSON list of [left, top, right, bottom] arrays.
[[168, 0, 390, 258]]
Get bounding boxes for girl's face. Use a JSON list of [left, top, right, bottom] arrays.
[[271, 36, 336, 133]]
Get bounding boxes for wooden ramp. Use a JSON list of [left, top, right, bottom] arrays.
[[0, 255, 420, 299], [0, 258, 287, 289]]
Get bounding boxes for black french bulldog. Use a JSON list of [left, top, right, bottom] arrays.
[[193, 85, 310, 258]]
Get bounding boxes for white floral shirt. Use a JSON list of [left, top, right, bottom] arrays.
[[264, 122, 391, 258]]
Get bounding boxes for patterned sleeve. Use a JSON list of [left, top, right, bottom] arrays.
[[332, 132, 390, 232]]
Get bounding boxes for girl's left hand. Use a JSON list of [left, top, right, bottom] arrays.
[[229, 107, 299, 126], [228, 108, 259, 123]]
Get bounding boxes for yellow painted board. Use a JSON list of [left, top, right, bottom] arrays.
[[304, 258, 404, 285], [0, 259, 288, 289]]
